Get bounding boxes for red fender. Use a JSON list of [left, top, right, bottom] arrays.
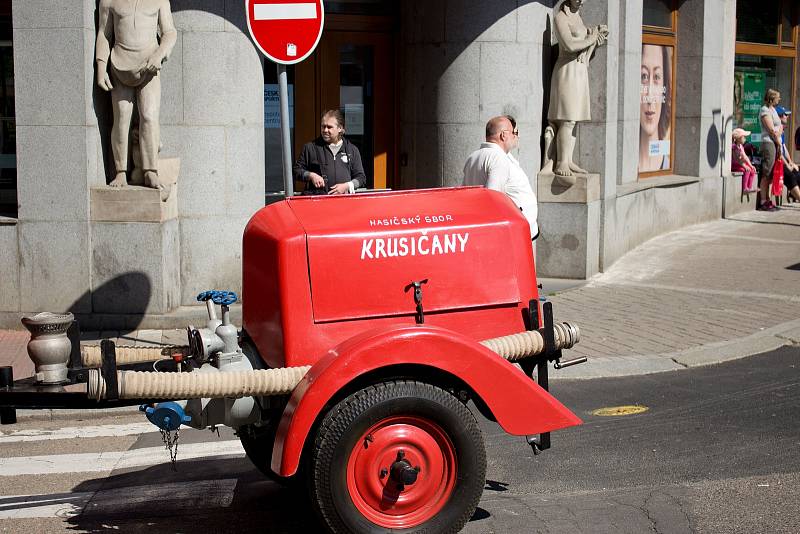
[[271, 325, 582, 477]]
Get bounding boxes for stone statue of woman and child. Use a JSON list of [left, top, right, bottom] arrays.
[[96, 0, 179, 201], [542, 0, 608, 185]]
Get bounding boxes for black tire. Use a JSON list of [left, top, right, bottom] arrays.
[[239, 421, 295, 486], [308, 380, 486, 533]]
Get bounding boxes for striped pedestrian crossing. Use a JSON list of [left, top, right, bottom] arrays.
[[0, 419, 247, 520]]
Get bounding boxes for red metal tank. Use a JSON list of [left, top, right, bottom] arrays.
[[242, 186, 538, 368]]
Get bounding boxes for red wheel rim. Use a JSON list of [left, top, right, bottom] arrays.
[[346, 415, 457, 529]]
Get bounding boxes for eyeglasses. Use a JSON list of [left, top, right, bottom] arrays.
[[502, 129, 520, 137]]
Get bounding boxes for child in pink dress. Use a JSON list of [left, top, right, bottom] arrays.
[[732, 128, 757, 192]]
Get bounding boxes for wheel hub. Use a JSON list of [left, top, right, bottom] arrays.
[[388, 450, 420, 488], [346, 416, 457, 529]]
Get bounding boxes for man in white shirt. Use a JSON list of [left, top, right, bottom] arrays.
[[463, 116, 539, 239]]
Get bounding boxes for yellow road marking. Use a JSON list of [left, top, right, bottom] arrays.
[[591, 405, 649, 417]]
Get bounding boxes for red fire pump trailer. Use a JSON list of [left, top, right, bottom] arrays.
[[0, 187, 586, 533]]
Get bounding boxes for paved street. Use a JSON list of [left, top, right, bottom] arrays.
[[0, 197, 798, 533], [1, 346, 797, 533]]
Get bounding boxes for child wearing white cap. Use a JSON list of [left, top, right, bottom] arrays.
[[731, 128, 757, 193]]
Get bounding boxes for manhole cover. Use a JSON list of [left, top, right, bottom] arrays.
[[591, 405, 649, 417]]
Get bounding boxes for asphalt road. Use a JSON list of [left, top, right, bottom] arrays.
[[0, 346, 797, 533]]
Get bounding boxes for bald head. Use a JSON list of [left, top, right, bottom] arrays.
[[485, 115, 518, 153], [485, 116, 512, 141]]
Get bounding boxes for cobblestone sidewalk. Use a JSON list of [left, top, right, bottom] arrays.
[[2, 205, 799, 379], [549, 203, 800, 376]]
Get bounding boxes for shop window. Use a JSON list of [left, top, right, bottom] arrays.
[[733, 56, 793, 144], [780, 0, 795, 44], [640, 1, 677, 177], [643, 0, 674, 30], [0, 2, 14, 219], [736, 2, 781, 45], [263, 64, 295, 195], [736, 0, 796, 47], [734, 1, 796, 159]]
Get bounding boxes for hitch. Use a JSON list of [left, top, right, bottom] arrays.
[[522, 298, 586, 454]]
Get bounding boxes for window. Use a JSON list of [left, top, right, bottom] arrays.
[[734, 1, 796, 152], [640, 1, 677, 177], [736, 2, 781, 45], [643, 0, 674, 30], [263, 64, 295, 195]]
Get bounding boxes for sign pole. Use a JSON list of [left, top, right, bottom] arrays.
[[246, 0, 324, 198], [277, 64, 293, 197]]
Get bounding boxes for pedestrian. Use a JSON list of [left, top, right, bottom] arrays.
[[731, 128, 758, 193], [757, 88, 783, 211], [776, 106, 800, 203], [463, 115, 539, 240], [293, 109, 367, 195]]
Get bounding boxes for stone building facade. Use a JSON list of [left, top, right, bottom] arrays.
[[0, 0, 797, 328]]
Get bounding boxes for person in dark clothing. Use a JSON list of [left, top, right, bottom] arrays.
[[293, 109, 367, 195]]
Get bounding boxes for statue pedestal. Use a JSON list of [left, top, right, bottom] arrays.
[[90, 185, 178, 222], [89, 186, 180, 315], [536, 172, 601, 279]]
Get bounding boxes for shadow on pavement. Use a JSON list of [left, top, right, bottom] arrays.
[[66, 457, 319, 533]]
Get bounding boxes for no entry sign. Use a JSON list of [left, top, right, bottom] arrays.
[[246, 0, 325, 65]]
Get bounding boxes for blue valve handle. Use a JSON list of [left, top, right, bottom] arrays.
[[196, 290, 238, 306], [196, 290, 216, 302], [212, 291, 237, 306]]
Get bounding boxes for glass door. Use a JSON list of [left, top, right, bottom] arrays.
[[293, 22, 395, 191]]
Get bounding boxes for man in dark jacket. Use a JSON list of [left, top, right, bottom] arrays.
[[293, 110, 367, 194]]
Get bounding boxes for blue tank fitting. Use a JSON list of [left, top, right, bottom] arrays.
[[139, 402, 192, 431], [211, 291, 237, 306], [196, 290, 238, 306], [196, 290, 217, 302]]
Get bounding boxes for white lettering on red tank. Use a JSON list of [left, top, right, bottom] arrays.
[[417, 234, 430, 255], [361, 239, 374, 259], [359, 232, 470, 260], [430, 235, 443, 255], [374, 239, 387, 258], [457, 232, 469, 252]]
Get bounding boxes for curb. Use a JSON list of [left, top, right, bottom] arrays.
[[553, 318, 800, 380]]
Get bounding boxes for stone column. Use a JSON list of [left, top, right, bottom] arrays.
[[398, 0, 550, 190], [160, 2, 265, 306], [11, 0, 100, 315], [674, 0, 736, 178]]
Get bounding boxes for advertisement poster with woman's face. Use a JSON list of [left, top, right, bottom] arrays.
[[639, 43, 673, 173]]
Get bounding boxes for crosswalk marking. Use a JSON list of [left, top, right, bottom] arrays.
[[0, 479, 237, 519], [0, 440, 245, 476], [0, 422, 158, 442]]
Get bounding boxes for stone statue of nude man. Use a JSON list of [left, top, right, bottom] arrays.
[[96, 0, 177, 199]]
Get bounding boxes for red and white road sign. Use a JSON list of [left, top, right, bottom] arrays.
[[246, 0, 325, 65]]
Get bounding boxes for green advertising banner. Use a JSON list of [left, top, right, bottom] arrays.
[[733, 70, 765, 145]]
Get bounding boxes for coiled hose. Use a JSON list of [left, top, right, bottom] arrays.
[[87, 323, 579, 401]]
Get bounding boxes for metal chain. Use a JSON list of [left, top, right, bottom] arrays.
[[159, 427, 180, 471]]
